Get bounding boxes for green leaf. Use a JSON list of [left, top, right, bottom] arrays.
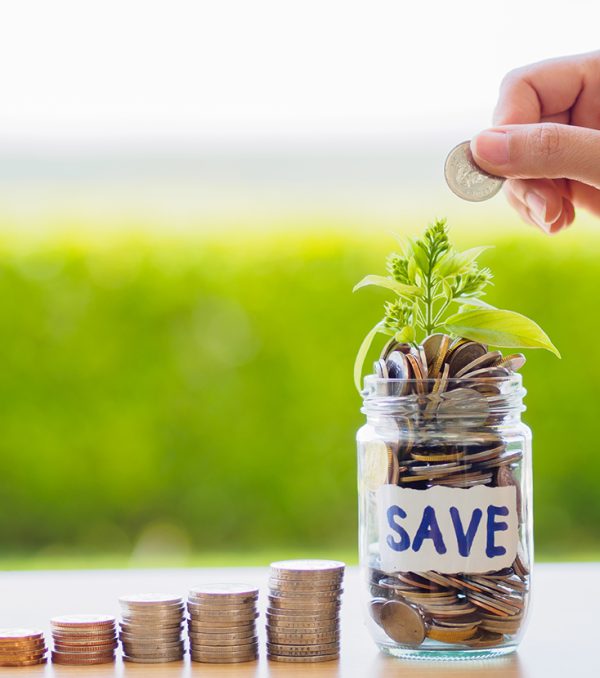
[[450, 296, 496, 310], [354, 322, 385, 392], [435, 246, 493, 278], [394, 325, 415, 343], [444, 308, 560, 357], [411, 240, 430, 274], [352, 275, 421, 298], [457, 245, 493, 265]]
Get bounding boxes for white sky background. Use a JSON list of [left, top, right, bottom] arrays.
[[0, 0, 597, 148], [0, 1, 598, 225]]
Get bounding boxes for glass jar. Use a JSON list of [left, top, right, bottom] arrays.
[[357, 374, 532, 660]]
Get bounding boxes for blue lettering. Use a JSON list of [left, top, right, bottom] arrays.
[[386, 506, 410, 552], [450, 506, 482, 557], [412, 506, 447, 554], [486, 505, 509, 557]]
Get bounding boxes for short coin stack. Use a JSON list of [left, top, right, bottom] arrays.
[[119, 594, 185, 663], [267, 559, 345, 663], [187, 584, 259, 663], [0, 629, 46, 667], [51, 615, 117, 665]]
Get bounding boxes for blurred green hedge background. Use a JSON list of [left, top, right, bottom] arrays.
[[0, 220, 596, 568]]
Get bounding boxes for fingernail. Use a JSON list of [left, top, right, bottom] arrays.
[[472, 131, 510, 165], [525, 191, 550, 232]]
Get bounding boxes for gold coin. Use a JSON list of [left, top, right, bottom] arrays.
[[0, 650, 46, 661], [0, 639, 46, 651], [427, 625, 478, 643], [51, 615, 115, 628], [423, 333, 451, 378], [0, 629, 45, 642], [51, 651, 115, 665], [0, 657, 46, 667]]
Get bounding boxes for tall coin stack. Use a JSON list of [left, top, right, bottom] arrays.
[[0, 629, 46, 667], [119, 594, 185, 664], [187, 584, 259, 663], [267, 560, 345, 663], [51, 615, 117, 665]]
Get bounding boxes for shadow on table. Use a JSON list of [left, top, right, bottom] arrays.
[[370, 653, 526, 678]]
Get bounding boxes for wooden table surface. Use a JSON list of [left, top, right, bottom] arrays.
[[1, 564, 598, 677]]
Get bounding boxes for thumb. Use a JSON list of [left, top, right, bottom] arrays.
[[471, 123, 600, 189]]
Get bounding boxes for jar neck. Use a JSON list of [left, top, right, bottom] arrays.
[[361, 374, 526, 429]]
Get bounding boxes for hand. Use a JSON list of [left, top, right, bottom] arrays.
[[470, 51, 600, 234]]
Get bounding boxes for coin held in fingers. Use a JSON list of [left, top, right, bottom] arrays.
[[445, 141, 505, 202]]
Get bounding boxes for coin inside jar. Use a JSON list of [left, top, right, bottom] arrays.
[[379, 600, 426, 646]]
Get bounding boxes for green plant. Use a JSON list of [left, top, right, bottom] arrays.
[[353, 218, 559, 390]]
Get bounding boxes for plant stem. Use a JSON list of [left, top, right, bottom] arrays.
[[432, 298, 451, 328]]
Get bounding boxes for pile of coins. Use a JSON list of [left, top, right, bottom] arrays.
[[370, 567, 528, 648], [0, 629, 46, 667], [187, 584, 259, 663], [51, 615, 117, 665], [365, 334, 530, 649], [266, 560, 344, 663], [119, 594, 185, 664]]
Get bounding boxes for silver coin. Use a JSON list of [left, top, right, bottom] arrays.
[[190, 653, 257, 664], [267, 632, 340, 645], [266, 610, 339, 622], [187, 610, 256, 621], [444, 141, 505, 202], [188, 631, 256, 642], [267, 622, 339, 635], [267, 652, 339, 663], [267, 641, 339, 655], [189, 583, 258, 598], [190, 636, 258, 649], [120, 633, 182, 644], [191, 646, 258, 657], [269, 579, 342, 592], [191, 639, 258, 651], [270, 560, 345, 576], [123, 653, 183, 663], [269, 592, 342, 602], [188, 626, 255, 637]]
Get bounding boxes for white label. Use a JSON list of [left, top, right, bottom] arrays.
[[377, 485, 518, 573]]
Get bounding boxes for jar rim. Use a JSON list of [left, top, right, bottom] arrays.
[[361, 373, 526, 418], [362, 373, 522, 390]]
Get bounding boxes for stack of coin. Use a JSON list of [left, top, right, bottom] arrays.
[[187, 583, 259, 663], [50, 615, 117, 665], [267, 559, 345, 663], [119, 594, 184, 664], [0, 629, 46, 667]]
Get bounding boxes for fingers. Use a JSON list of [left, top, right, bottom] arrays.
[[504, 179, 575, 235], [569, 180, 600, 218], [470, 123, 600, 189], [506, 178, 570, 224], [492, 52, 599, 126]]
